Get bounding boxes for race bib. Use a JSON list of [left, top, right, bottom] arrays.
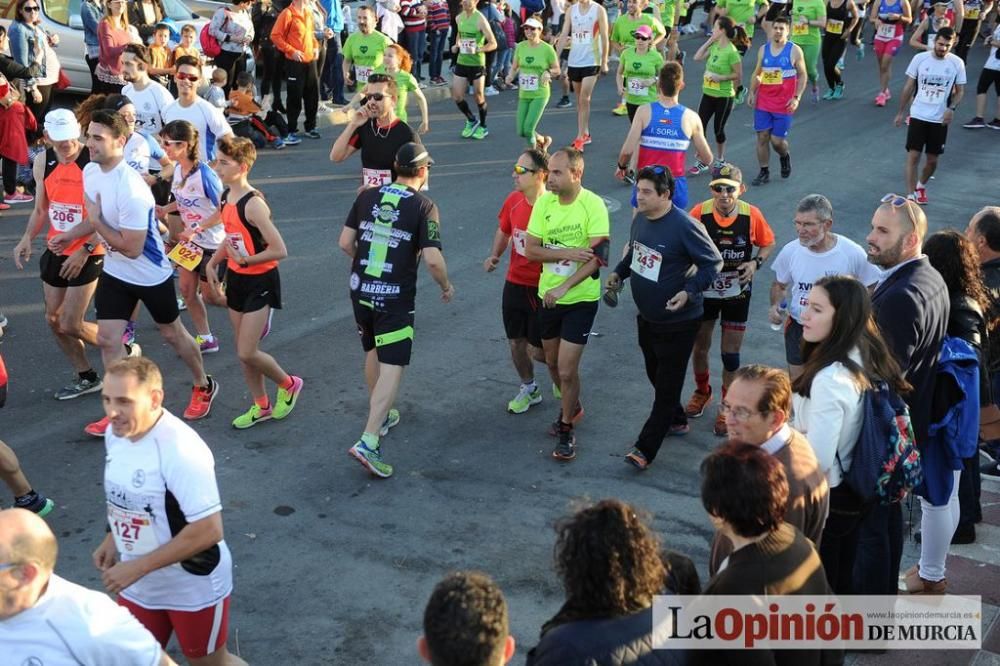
[[630, 241, 662, 282], [792, 20, 809, 35], [355, 65, 373, 83], [915, 82, 948, 105], [107, 505, 158, 555], [167, 240, 204, 271], [826, 19, 844, 34], [965, 7, 981, 18], [628, 78, 650, 97], [761, 67, 783, 85], [876, 22, 897, 39], [572, 29, 593, 45], [704, 270, 742, 299], [519, 72, 540, 91], [227, 232, 250, 258], [512, 229, 528, 256], [49, 202, 84, 233], [362, 167, 392, 188], [703, 74, 721, 90], [544, 244, 579, 277], [459, 37, 478, 54]]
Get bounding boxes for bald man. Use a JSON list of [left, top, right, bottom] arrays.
[[0, 508, 174, 665]]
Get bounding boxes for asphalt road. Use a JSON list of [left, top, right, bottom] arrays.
[[0, 27, 996, 665]]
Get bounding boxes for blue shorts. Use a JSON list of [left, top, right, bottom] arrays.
[[631, 174, 688, 210], [754, 109, 793, 138]]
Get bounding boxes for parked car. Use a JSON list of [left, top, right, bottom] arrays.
[[1, 0, 209, 93]]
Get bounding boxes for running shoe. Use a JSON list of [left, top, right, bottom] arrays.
[[0, 202, 9, 211], [379, 408, 400, 436], [484, 85, 499, 96], [963, 116, 987, 128], [687, 160, 710, 176], [810, 85, 819, 104], [232, 403, 273, 429], [624, 447, 650, 470], [982, 440, 1000, 462], [822, 88, 836, 100], [988, 119, 1000, 130], [622, 169, 636, 185], [571, 136, 586, 152], [982, 459, 1000, 478], [582, 133, 592, 145], [55, 376, 102, 401], [612, 102, 628, 116], [552, 425, 576, 461], [914, 186, 928, 205], [508, 385, 542, 414], [272, 375, 303, 420], [836, 56, 845, 70], [556, 95, 572, 108], [713, 411, 728, 437], [0, 312, 6, 333], [16, 493, 55, 517], [668, 423, 690, 436], [856, 42, 865, 60], [270, 137, 286, 150], [126, 342, 142, 359], [304, 129, 322, 139], [85, 415, 110, 437], [884, 88, 892, 100], [283, 133, 302, 146], [832, 83, 845, 99], [684, 388, 712, 418], [183, 376, 218, 420], [780, 154, 792, 179], [461, 119, 479, 138], [874, 91, 887, 107], [472, 125, 489, 139], [349, 440, 394, 478], [196, 335, 220, 354], [734, 86, 748, 105], [4, 191, 33, 205], [751, 168, 770, 186], [548, 403, 584, 436]]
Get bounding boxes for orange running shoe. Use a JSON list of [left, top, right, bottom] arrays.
[[85, 416, 110, 437], [684, 388, 712, 418], [183, 377, 219, 420], [713, 410, 728, 437]]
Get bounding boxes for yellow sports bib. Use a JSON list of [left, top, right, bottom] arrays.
[[167, 240, 204, 271], [826, 19, 844, 34], [793, 21, 809, 35], [761, 67, 783, 85]]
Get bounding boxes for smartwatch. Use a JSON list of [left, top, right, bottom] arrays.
[[83, 242, 96, 254], [753, 256, 764, 269]]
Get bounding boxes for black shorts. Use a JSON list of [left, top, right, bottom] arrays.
[[95, 273, 179, 325], [353, 300, 415, 366], [453, 63, 485, 81], [40, 249, 103, 288], [765, 2, 790, 20], [977, 68, 1000, 96], [225, 268, 282, 313], [538, 300, 599, 345], [502, 281, 542, 347], [701, 291, 752, 328], [567, 65, 600, 82], [905, 117, 948, 155], [784, 318, 805, 365]]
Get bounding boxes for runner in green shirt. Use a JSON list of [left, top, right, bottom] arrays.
[[523, 148, 610, 463], [617, 26, 665, 120], [689, 16, 747, 173], [611, 0, 666, 115], [717, 0, 769, 37], [342, 6, 393, 87], [371, 44, 429, 133], [450, 0, 498, 140], [790, 0, 827, 99], [505, 17, 560, 150], [656, 0, 682, 60]]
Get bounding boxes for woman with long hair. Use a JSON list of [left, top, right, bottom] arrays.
[[374, 43, 430, 133], [96, 0, 140, 94], [9, 0, 60, 134], [905, 230, 990, 592], [791, 274, 910, 594], [689, 16, 747, 174]]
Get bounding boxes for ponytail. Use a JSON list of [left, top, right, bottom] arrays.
[[732, 25, 751, 50]]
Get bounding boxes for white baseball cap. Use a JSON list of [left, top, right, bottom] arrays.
[[44, 108, 81, 142]]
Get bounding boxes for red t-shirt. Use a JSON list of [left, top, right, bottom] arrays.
[[498, 191, 542, 287]]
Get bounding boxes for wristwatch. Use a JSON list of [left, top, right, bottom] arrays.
[[83, 242, 96, 253], [238, 256, 249, 268], [753, 256, 764, 269]]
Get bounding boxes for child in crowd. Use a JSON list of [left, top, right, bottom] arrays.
[[148, 23, 175, 87], [174, 24, 201, 63], [203, 68, 229, 110], [228, 71, 288, 149], [0, 75, 36, 208]]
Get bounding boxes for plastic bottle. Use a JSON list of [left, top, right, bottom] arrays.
[[770, 301, 788, 331]]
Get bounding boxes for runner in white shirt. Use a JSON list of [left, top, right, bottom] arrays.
[[962, 23, 1000, 129], [768, 194, 881, 380], [157, 120, 227, 356], [94, 358, 245, 666], [121, 44, 175, 136], [556, 0, 610, 152], [895, 26, 966, 205], [46, 110, 218, 437], [0, 507, 175, 666], [163, 56, 234, 163]]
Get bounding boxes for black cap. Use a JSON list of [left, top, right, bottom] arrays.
[[395, 142, 433, 169]]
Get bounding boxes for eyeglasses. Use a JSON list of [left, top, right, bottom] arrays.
[[711, 184, 736, 194], [175, 72, 199, 82], [513, 164, 537, 175], [720, 402, 763, 421], [880, 192, 919, 232], [23, 5, 40, 11]]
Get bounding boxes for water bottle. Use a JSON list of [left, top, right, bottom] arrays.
[[770, 301, 788, 331]]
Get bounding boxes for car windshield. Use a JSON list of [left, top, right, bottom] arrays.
[[47, 0, 195, 27]]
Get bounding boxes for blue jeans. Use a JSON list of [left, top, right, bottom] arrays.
[[403, 29, 427, 80], [427, 28, 448, 79], [495, 47, 513, 79], [321, 32, 345, 102]]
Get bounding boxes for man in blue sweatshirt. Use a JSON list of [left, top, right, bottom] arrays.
[[608, 165, 723, 470]]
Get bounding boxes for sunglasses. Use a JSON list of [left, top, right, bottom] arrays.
[[23, 5, 40, 11], [175, 72, 199, 82], [634, 35, 650, 40], [711, 184, 737, 194], [880, 192, 919, 231], [513, 164, 537, 175], [362, 92, 386, 102]]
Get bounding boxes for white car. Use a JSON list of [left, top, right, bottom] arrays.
[[1, 0, 209, 93]]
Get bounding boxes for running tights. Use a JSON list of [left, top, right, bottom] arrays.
[[516, 95, 549, 143], [697, 94, 735, 144], [917, 470, 961, 582], [799, 41, 820, 85], [822, 34, 848, 88]]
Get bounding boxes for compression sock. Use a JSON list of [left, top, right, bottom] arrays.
[[478, 102, 488, 127], [361, 431, 380, 449], [455, 99, 475, 122], [254, 395, 271, 409], [279, 375, 295, 391]]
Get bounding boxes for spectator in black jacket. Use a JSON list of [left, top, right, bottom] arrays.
[[966, 206, 1000, 477], [127, 0, 167, 43], [858, 194, 949, 596], [526, 498, 687, 666]]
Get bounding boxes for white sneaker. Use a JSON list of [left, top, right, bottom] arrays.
[[484, 86, 499, 96]]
